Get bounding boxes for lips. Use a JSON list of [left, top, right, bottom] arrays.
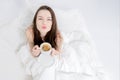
[[42, 25, 46, 29]]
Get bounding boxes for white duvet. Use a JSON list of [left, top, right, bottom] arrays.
[[0, 3, 109, 80], [16, 31, 108, 80]]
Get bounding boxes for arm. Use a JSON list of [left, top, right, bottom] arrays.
[[56, 31, 63, 52], [26, 27, 34, 52], [51, 31, 63, 56], [26, 27, 41, 57]]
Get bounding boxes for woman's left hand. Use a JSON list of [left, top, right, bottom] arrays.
[[51, 48, 60, 56]]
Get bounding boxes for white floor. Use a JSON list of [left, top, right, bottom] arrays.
[[0, 0, 119, 80]]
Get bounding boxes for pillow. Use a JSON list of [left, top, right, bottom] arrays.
[[55, 9, 87, 33]]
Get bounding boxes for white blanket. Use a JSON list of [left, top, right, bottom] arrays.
[[17, 31, 108, 80]]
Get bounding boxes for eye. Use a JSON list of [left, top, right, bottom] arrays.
[[38, 18, 43, 20], [47, 18, 52, 21]]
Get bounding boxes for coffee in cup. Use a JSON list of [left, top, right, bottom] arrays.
[[40, 42, 52, 55]]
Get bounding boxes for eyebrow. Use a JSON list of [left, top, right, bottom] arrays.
[[38, 16, 52, 18], [47, 17, 52, 18]]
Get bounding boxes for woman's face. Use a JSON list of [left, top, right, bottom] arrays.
[[36, 10, 52, 34]]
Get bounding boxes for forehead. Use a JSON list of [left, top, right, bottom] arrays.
[[37, 10, 52, 17]]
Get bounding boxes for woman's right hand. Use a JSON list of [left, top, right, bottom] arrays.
[[32, 45, 41, 57]]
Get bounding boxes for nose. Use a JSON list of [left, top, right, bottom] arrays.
[[42, 20, 46, 25]]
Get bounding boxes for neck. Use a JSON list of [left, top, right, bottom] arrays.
[[40, 32, 47, 40]]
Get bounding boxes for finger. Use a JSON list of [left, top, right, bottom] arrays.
[[51, 52, 54, 56], [32, 47, 36, 50], [32, 51, 39, 57], [51, 51, 56, 56], [34, 46, 39, 50], [35, 49, 41, 54], [52, 48, 55, 51], [33, 46, 39, 51]]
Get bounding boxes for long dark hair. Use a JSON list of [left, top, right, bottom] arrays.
[[32, 5, 58, 49]]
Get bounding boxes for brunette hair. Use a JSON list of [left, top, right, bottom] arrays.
[[32, 5, 58, 49]]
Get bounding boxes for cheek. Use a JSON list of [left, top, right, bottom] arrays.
[[36, 22, 42, 29], [47, 26, 51, 31], [46, 21, 52, 29], [47, 23, 52, 30]]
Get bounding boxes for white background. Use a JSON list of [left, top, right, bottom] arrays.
[[0, 0, 119, 80]]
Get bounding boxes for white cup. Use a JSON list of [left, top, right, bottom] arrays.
[[40, 42, 52, 55]]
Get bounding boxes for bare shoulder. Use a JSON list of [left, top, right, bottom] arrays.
[[26, 26, 33, 34], [26, 26, 34, 42], [57, 30, 63, 39], [56, 30, 63, 44], [56, 30, 63, 51]]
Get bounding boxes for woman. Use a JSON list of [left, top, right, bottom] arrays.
[[19, 5, 108, 80], [26, 5, 62, 57], [23, 5, 64, 80]]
